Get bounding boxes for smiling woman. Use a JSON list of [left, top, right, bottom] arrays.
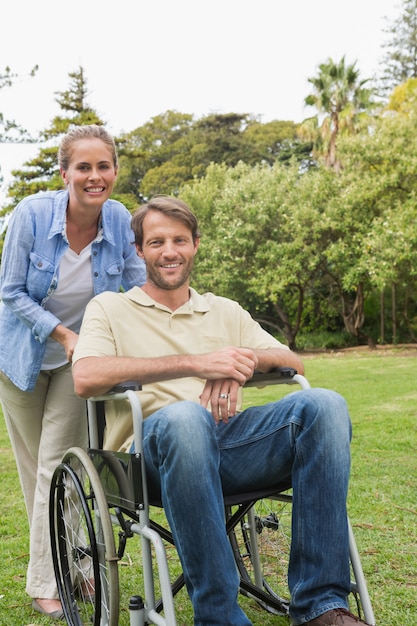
[[0, 124, 146, 621], [60, 133, 120, 254]]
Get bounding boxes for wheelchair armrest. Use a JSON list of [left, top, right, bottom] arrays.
[[110, 381, 142, 393], [244, 367, 298, 388], [106, 368, 301, 393]]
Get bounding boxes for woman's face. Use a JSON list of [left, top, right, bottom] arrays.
[[60, 137, 118, 211]]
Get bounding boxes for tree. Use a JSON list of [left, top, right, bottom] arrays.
[[331, 97, 417, 344], [2, 66, 104, 211], [0, 65, 38, 144], [176, 93, 417, 347], [189, 113, 310, 171], [41, 66, 102, 141], [302, 56, 374, 171], [385, 76, 417, 112], [378, 0, 417, 96], [181, 160, 338, 350], [115, 110, 195, 202], [239, 119, 313, 167], [0, 65, 38, 198], [116, 112, 312, 201]]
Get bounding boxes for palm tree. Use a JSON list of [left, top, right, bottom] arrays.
[[303, 56, 374, 171]]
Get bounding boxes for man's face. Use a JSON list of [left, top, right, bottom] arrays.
[[137, 210, 199, 291]]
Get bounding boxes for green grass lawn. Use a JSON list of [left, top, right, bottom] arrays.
[[0, 349, 416, 625]]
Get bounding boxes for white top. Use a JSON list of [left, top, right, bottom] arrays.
[[41, 245, 94, 370]]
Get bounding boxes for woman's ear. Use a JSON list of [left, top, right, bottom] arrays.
[[60, 168, 68, 185]]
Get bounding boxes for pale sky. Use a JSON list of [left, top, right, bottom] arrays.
[[0, 0, 401, 203]]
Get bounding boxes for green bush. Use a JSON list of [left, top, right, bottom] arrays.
[[296, 330, 356, 351]]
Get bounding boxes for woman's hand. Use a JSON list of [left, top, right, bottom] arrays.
[[51, 324, 79, 363]]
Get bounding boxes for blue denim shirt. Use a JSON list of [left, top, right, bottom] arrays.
[[0, 189, 146, 391]]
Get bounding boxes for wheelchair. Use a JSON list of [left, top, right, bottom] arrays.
[[49, 368, 376, 626]]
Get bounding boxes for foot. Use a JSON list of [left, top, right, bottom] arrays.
[[32, 598, 64, 620], [77, 577, 95, 600], [303, 608, 369, 625]]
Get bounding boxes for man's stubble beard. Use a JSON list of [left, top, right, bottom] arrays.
[[146, 256, 195, 291]]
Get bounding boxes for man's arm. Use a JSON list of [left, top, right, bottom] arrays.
[[199, 347, 305, 423], [251, 347, 304, 375], [72, 346, 261, 399]]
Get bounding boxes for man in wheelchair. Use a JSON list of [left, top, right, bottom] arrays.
[[72, 196, 369, 626]]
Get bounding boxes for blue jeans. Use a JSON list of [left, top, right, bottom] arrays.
[[140, 388, 352, 625]]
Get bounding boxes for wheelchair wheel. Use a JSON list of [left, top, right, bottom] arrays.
[[228, 492, 292, 615], [50, 447, 119, 626]]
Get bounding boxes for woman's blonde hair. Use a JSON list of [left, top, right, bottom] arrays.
[[58, 124, 118, 171]]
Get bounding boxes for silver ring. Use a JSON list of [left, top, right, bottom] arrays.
[[219, 393, 228, 399]]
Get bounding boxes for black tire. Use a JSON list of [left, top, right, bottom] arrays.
[[50, 447, 119, 626], [228, 492, 292, 615]]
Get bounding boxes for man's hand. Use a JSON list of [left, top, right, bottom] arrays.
[[200, 378, 241, 423], [198, 346, 258, 423], [198, 346, 258, 384]]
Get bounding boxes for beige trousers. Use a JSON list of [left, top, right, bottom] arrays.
[[0, 364, 87, 599]]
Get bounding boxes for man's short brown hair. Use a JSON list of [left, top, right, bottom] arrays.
[[132, 196, 201, 249]]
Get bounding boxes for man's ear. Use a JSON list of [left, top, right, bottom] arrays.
[[135, 243, 144, 259], [194, 237, 201, 255]]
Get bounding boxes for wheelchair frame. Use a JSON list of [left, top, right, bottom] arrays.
[[49, 369, 376, 626]]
